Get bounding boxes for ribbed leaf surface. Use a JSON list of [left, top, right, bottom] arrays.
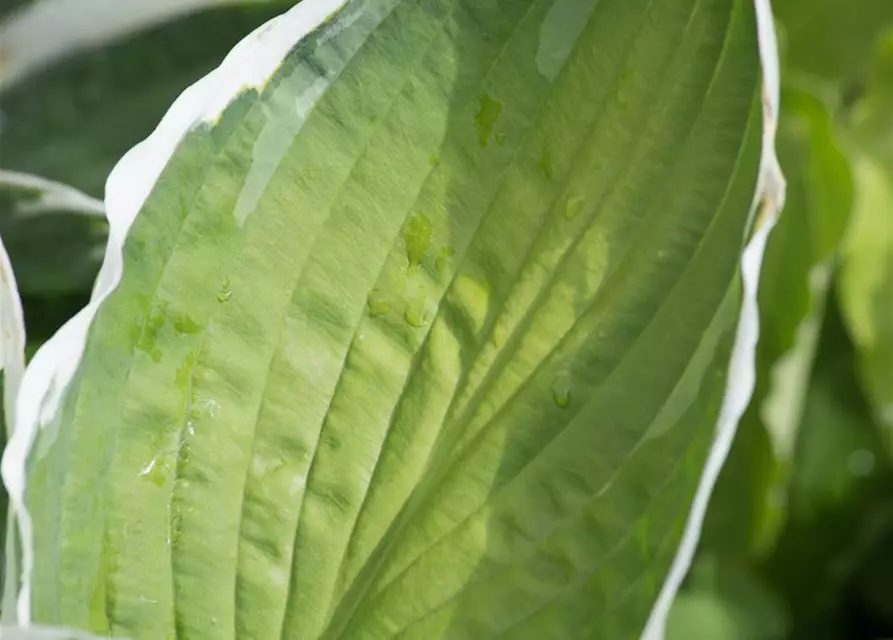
[[25, 0, 760, 637]]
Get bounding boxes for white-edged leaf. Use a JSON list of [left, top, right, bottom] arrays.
[[3, 0, 783, 638]]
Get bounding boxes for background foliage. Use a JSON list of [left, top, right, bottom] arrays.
[[668, 1, 893, 638]]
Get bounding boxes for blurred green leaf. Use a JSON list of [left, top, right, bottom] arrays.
[[0, 2, 289, 198], [0, 0, 30, 21], [849, 30, 893, 163], [838, 34, 893, 444], [667, 557, 788, 640], [701, 84, 853, 559], [760, 294, 893, 639], [774, 0, 893, 85], [838, 155, 893, 448]]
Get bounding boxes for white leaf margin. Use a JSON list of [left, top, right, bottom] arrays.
[[0, 203, 26, 624], [641, 0, 786, 637], [0, 0, 786, 632], [0, 0, 347, 624]]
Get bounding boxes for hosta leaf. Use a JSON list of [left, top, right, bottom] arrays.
[[0, 2, 291, 199], [16, 0, 763, 637]]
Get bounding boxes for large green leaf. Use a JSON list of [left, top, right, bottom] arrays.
[[17, 0, 762, 637], [0, 3, 291, 199]]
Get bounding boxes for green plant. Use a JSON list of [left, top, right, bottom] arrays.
[[3, 0, 886, 638]]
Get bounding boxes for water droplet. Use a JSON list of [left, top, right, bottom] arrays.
[[170, 513, 183, 547], [428, 153, 441, 167], [367, 293, 391, 318], [552, 382, 571, 409], [541, 143, 554, 179], [475, 93, 503, 147], [217, 279, 232, 303], [173, 313, 201, 335], [435, 246, 455, 273], [175, 351, 198, 391], [403, 212, 433, 268], [404, 305, 427, 328], [178, 441, 192, 467], [198, 399, 219, 419], [137, 308, 166, 362], [564, 196, 584, 221], [139, 459, 167, 487]]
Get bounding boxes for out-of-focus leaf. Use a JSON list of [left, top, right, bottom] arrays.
[[838, 34, 893, 442], [701, 84, 853, 558], [18, 0, 763, 637], [0, 2, 290, 198], [852, 522, 893, 631], [667, 556, 788, 640], [0, 0, 294, 92], [0, 172, 106, 297], [758, 86, 853, 460], [849, 30, 893, 164], [773, 0, 893, 84], [0, 0, 29, 21], [759, 294, 893, 638], [838, 156, 893, 442]]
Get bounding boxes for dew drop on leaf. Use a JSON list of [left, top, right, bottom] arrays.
[[139, 458, 167, 487], [475, 93, 503, 147], [541, 143, 555, 179], [367, 292, 391, 318], [565, 195, 584, 220], [217, 279, 232, 303], [403, 212, 433, 268], [435, 245, 455, 272], [552, 381, 571, 408], [404, 304, 427, 328]]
